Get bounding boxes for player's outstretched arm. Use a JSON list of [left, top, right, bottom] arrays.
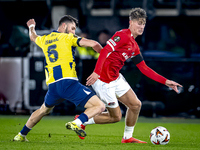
[[132, 54, 183, 93], [165, 80, 183, 94], [26, 19, 38, 42], [79, 38, 103, 53]]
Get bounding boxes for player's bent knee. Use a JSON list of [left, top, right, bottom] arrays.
[[85, 95, 106, 113], [112, 115, 121, 123], [129, 100, 142, 111], [95, 102, 106, 115], [134, 100, 142, 110], [137, 100, 142, 108]]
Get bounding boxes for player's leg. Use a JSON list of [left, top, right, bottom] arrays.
[[118, 88, 146, 143], [69, 95, 105, 129], [13, 103, 54, 142], [113, 74, 146, 143], [74, 105, 121, 140], [25, 83, 59, 129], [83, 78, 122, 125], [26, 103, 54, 128], [67, 95, 105, 139], [88, 106, 122, 124], [83, 95, 106, 119], [14, 83, 58, 142], [64, 80, 105, 138], [118, 88, 141, 127], [64, 80, 105, 124], [83, 88, 140, 135]]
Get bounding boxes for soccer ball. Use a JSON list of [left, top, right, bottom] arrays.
[[150, 126, 170, 145]]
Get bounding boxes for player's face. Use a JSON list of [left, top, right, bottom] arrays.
[[130, 18, 146, 37], [65, 22, 76, 34]]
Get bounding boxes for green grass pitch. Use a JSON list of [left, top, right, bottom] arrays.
[[0, 115, 200, 150]]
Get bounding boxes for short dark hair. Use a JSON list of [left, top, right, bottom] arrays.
[[129, 8, 147, 20], [58, 15, 78, 27]]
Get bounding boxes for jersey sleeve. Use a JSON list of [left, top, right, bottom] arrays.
[[93, 32, 125, 75], [136, 60, 167, 85], [68, 33, 82, 47], [94, 31, 130, 75], [106, 31, 129, 51], [94, 46, 111, 75], [35, 35, 46, 49]]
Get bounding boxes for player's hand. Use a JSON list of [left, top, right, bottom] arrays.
[[165, 80, 183, 94], [86, 72, 99, 86], [27, 19, 36, 28]]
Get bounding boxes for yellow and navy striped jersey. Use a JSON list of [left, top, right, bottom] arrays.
[[35, 30, 82, 85]]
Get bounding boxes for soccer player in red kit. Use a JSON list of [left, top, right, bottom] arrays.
[[80, 8, 182, 143]]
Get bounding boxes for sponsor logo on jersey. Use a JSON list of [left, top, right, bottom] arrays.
[[122, 52, 129, 60], [113, 36, 120, 42]]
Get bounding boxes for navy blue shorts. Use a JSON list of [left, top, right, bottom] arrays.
[[44, 79, 95, 108]]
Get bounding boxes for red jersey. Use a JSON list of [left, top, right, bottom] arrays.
[[94, 28, 167, 85], [94, 29, 140, 83]]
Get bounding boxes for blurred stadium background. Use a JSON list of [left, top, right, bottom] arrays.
[[0, 0, 200, 118]]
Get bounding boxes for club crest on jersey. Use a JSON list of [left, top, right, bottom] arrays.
[[113, 36, 120, 42]]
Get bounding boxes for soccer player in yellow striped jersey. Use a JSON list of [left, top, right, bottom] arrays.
[[36, 30, 80, 85], [13, 15, 105, 142]]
